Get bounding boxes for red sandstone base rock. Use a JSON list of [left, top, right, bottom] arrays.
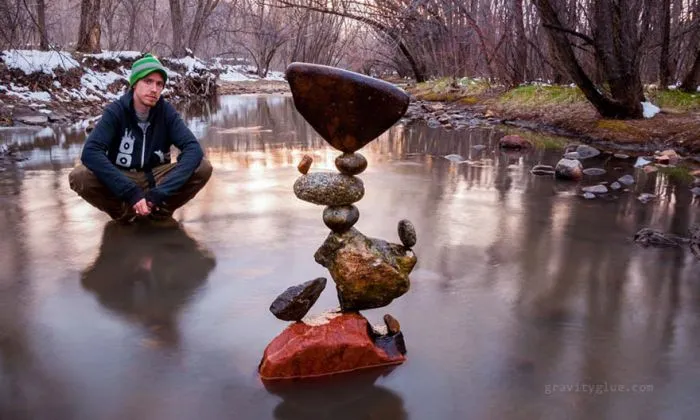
[[259, 312, 406, 380]]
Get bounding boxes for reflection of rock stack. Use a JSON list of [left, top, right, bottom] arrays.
[[259, 63, 416, 381]]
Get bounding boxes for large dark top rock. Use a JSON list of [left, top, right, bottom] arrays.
[[286, 63, 410, 153]]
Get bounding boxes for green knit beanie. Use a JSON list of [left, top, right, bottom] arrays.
[[129, 54, 168, 87]]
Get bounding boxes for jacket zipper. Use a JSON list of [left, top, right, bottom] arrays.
[[140, 124, 148, 168]]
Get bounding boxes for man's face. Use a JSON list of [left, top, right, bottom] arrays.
[[133, 72, 165, 109]]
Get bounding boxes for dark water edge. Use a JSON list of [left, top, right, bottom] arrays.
[[1, 95, 700, 420]]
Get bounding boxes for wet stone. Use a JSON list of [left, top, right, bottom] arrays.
[[691, 187, 700, 196], [297, 155, 313, 174], [618, 174, 635, 186], [610, 182, 622, 190], [614, 153, 630, 159], [398, 219, 417, 248], [583, 168, 606, 176], [638, 193, 656, 203], [583, 192, 596, 199], [384, 314, 401, 335], [582, 185, 608, 194], [555, 158, 583, 181], [314, 228, 416, 311], [499, 134, 532, 149], [15, 114, 48, 125], [270, 278, 327, 321], [576, 145, 600, 159], [335, 152, 368, 175], [531, 164, 555, 176], [564, 152, 580, 160], [285, 63, 409, 153], [294, 173, 364, 206], [323, 205, 360, 232]]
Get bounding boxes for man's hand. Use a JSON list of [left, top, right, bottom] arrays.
[[132, 198, 151, 216]]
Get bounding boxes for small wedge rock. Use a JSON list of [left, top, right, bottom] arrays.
[[270, 278, 327, 321]]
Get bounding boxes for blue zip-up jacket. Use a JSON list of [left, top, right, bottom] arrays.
[[81, 90, 203, 207]]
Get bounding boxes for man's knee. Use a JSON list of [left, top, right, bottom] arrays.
[[193, 158, 213, 184], [69, 164, 96, 194]]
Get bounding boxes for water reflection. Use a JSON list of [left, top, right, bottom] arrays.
[[81, 222, 216, 347], [1, 95, 700, 419], [266, 369, 406, 420]]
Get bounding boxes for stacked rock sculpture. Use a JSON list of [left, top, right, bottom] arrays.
[[259, 63, 418, 381]]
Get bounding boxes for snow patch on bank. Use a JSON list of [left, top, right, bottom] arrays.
[[1, 50, 79, 75], [84, 51, 143, 61], [642, 101, 660, 118]]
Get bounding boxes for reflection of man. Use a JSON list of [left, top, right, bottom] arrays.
[[81, 222, 216, 346]]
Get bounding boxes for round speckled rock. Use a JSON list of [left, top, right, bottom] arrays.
[[335, 152, 368, 175], [398, 219, 417, 248], [323, 205, 360, 232], [294, 173, 364, 206]]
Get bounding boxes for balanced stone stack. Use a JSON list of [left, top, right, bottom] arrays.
[[259, 63, 418, 381]]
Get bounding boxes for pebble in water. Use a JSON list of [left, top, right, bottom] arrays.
[[555, 158, 583, 181], [583, 168, 606, 176], [576, 145, 601, 159], [618, 174, 635, 186], [531, 164, 555, 176], [582, 185, 608, 194]]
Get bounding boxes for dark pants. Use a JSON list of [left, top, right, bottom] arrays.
[[69, 159, 212, 220]]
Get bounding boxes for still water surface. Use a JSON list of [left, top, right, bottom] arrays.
[[1, 95, 699, 420]]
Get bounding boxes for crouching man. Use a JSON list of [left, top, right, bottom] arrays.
[[69, 54, 212, 223]]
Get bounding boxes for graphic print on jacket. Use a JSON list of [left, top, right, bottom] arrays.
[[117, 129, 136, 168]]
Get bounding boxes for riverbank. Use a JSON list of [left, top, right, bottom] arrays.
[[0, 49, 284, 128], [403, 78, 700, 157]]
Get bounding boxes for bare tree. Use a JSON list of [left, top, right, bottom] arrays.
[[239, 0, 289, 77], [169, 0, 222, 57], [76, 0, 102, 53], [533, 0, 645, 118], [169, 0, 185, 56], [36, 0, 48, 50], [658, 0, 671, 89]]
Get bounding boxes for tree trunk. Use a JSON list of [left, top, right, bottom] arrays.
[[76, 0, 102, 53], [659, 0, 671, 89], [533, 0, 643, 119], [169, 0, 185, 57], [37, 0, 48, 50], [126, 0, 138, 50], [679, 49, 700, 92], [512, 0, 527, 84]]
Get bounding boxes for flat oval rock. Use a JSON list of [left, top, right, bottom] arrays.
[[294, 172, 364, 206], [286, 63, 410, 152], [583, 168, 606, 176]]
